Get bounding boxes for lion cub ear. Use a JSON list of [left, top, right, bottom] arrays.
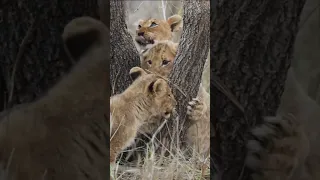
[[148, 79, 167, 96], [129, 67, 147, 81], [172, 42, 179, 50], [62, 16, 108, 60], [167, 14, 183, 32]]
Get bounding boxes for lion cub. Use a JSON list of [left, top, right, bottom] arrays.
[[110, 67, 177, 164], [140, 40, 210, 156], [245, 68, 320, 180], [0, 17, 109, 180], [135, 14, 182, 50]]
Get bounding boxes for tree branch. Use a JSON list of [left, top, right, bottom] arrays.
[[8, 20, 36, 108]]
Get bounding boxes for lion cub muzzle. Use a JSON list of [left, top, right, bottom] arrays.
[[163, 99, 177, 119], [135, 35, 155, 46]]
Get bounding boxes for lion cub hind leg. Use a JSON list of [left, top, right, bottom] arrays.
[[110, 123, 138, 163], [245, 114, 309, 180]]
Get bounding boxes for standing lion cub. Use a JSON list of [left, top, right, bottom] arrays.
[[110, 67, 177, 164]]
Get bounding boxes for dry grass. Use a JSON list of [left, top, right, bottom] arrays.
[[111, 117, 210, 180], [112, 150, 210, 180]]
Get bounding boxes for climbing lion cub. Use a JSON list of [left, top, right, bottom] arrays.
[[140, 40, 210, 156], [110, 67, 177, 164], [246, 68, 320, 180], [0, 17, 109, 180], [135, 14, 183, 50]]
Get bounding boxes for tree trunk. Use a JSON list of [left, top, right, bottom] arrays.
[[110, 0, 140, 95], [212, 0, 306, 179], [169, 0, 210, 119], [165, 0, 210, 145], [0, 0, 98, 111]]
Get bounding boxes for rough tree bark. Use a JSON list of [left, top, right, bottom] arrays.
[[110, 0, 140, 95], [0, 0, 98, 111], [167, 0, 210, 142], [211, 0, 306, 179]]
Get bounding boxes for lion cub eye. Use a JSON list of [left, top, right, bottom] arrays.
[[138, 25, 141, 28], [162, 60, 170, 66], [150, 22, 158, 28], [147, 60, 152, 65]]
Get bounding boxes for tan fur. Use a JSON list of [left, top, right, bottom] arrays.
[[140, 40, 178, 77], [0, 17, 109, 180], [135, 14, 182, 49], [246, 67, 320, 180], [140, 40, 210, 156], [110, 67, 176, 164]]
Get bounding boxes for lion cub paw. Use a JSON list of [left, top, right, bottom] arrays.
[[187, 98, 207, 122], [245, 113, 309, 180]]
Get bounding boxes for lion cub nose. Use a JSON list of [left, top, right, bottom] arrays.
[[138, 32, 144, 36]]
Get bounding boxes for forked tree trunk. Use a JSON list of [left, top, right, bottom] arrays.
[[109, 0, 210, 158], [211, 0, 306, 179], [110, 0, 140, 95]]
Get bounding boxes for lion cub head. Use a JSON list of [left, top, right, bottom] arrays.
[[140, 40, 178, 77], [128, 67, 177, 119], [135, 14, 182, 48]]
